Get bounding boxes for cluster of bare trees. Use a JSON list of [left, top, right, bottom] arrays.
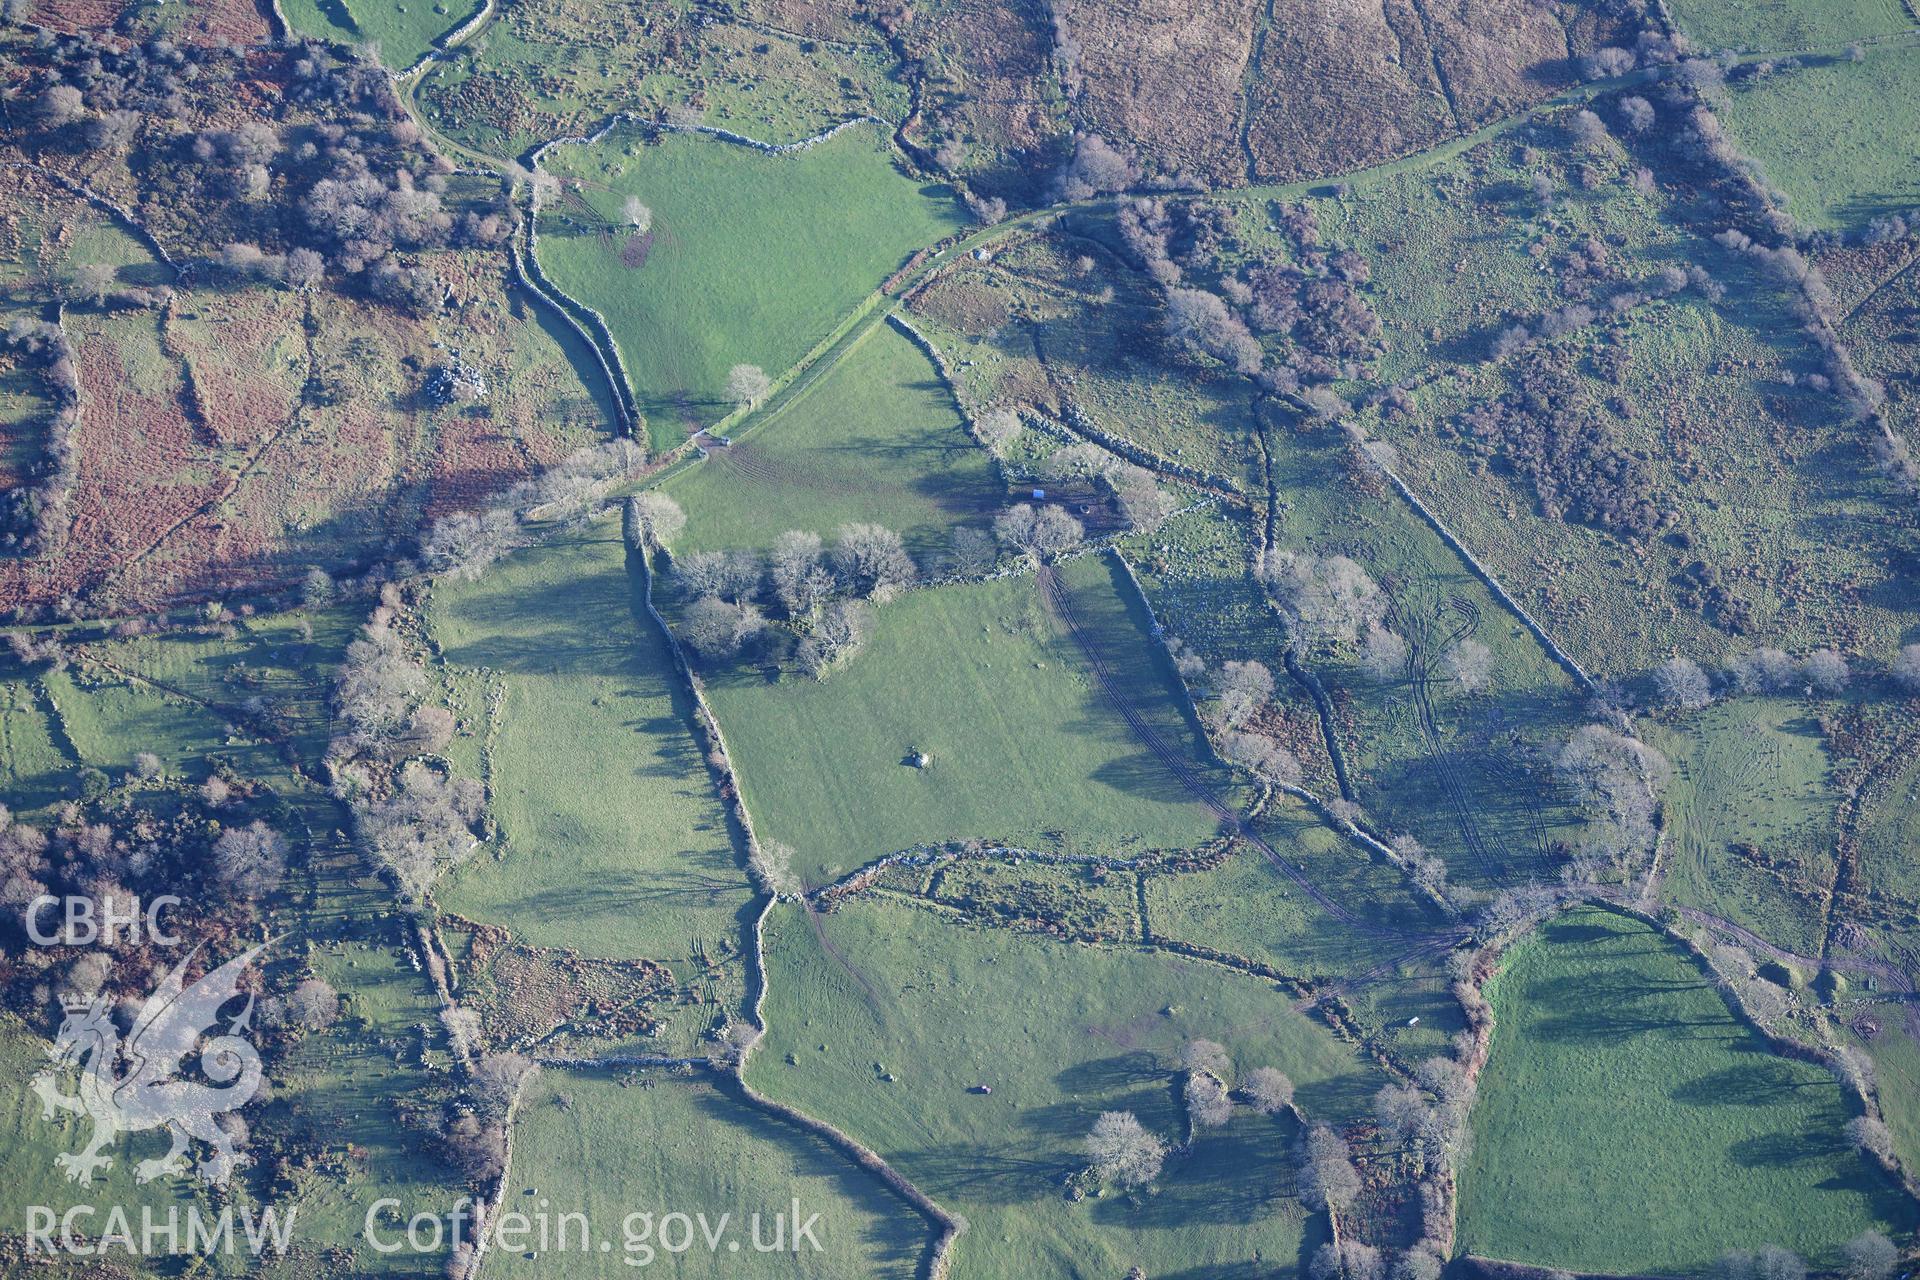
[[0, 769, 298, 1022], [1054, 135, 1134, 201], [1649, 644, 1871, 711], [329, 608, 484, 907], [1556, 723, 1670, 880], [993, 503, 1084, 561], [18, 31, 506, 311], [420, 441, 647, 581], [1259, 551, 1387, 649], [1083, 1039, 1298, 1195], [0, 318, 80, 553], [670, 523, 916, 672], [1029, 440, 1178, 533], [1297, 1122, 1362, 1211], [1202, 660, 1304, 787], [1114, 194, 1383, 395], [424, 1051, 532, 1187]]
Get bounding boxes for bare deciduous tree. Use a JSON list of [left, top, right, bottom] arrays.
[[1242, 1066, 1294, 1114], [946, 526, 999, 576], [1444, 639, 1493, 692], [1262, 552, 1386, 647], [469, 1052, 533, 1119], [1842, 1232, 1897, 1280], [281, 977, 340, 1031], [1895, 643, 1920, 695], [832, 523, 915, 597], [336, 621, 427, 742], [1311, 1240, 1384, 1280], [1846, 1115, 1895, 1162], [749, 839, 801, 897], [1360, 625, 1410, 681], [770, 530, 832, 617], [622, 197, 652, 232], [422, 509, 521, 581], [1730, 646, 1796, 694], [993, 503, 1083, 561], [725, 363, 771, 408], [975, 407, 1023, 457], [797, 600, 872, 678], [1297, 1123, 1362, 1211], [1086, 1110, 1165, 1188], [626, 492, 686, 547], [1216, 660, 1274, 728], [1654, 656, 1713, 710], [1801, 648, 1849, 695], [679, 596, 765, 660], [1220, 731, 1302, 786], [1179, 1038, 1232, 1079], [1107, 463, 1176, 532], [1185, 1070, 1233, 1129], [1373, 1083, 1434, 1144], [213, 820, 287, 898]]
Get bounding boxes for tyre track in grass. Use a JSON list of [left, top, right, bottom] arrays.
[[1401, 595, 1513, 888], [1037, 563, 1457, 945]]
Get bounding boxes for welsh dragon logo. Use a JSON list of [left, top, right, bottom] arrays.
[[31, 942, 268, 1187]]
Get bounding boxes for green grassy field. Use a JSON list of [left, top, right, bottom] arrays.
[[281, 0, 472, 68], [665, 325, 1001, 560], [1457, 907, 1913, 1273], [535, 123, 962, 445], [702, 555, 1233, 886], [0, 1016, 227, 1234], [1723, 47, 1920, 232], [432, 522, 754, 967], [1653, 698, 1841, 956], [1666, 0, 1912, 50], [0, 678, 73, 813], [746, 895, 1373, 1279], [493, 1069, 929, 1277], [274, 938, 469, 1272]]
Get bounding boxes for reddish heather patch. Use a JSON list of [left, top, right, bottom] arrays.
[[170, 301, 303, 449], [423, 417, 538, 520], [59, 326, 229, 594], [619, 230, 653, 269], [172, 0, 272, 45], [34, 0, 125, 36]]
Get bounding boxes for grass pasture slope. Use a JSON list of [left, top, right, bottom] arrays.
[[666, 324, 1001, 560], [1665, 0, 1912, 51], [1653, 698, 1842, 955], [1457, 907, 1913, 1274], [276, 938, 471, 1270], [494, 1069, 930, 1278], [281, 0, 473, 68], [747, 895, 1377, 1280], [1721, 46, 1920, 233], [431, 522, 754, 967], [535, 122, 962, 446], [703, 555, 1232, 886]]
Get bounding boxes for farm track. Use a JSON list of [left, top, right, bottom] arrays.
[[1676, 904, 1920, 1041], [1816, 720, 1920, 964], [1037, 564, 1456, 945], [1402, 597, 1513, 887]]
